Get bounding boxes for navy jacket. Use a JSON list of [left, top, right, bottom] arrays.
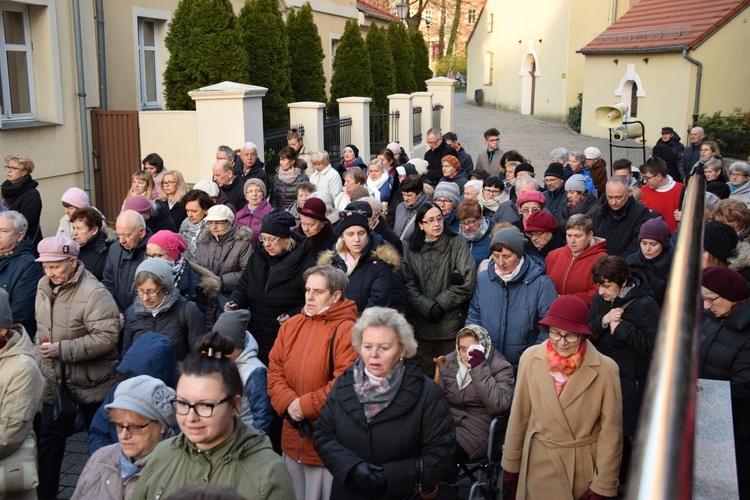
[[102, 229, 152, 311], [0, 238, 42, 338]]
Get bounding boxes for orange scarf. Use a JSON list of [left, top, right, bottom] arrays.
[[546, 339, 587, 395]]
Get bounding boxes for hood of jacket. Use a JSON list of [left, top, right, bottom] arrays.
[[608, 272, 654, 306], [299, 296, 358, 323], [490, 251, 548, 286], [116, 331, 177, 387], [236, 331, 261, 365], [0, 237, 36, 266], [0, 324, 34, 360], [730, 240, 750, 273], [197, 224, 253, 245], [1, 174, 39, 198]]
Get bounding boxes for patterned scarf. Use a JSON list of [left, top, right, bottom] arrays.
[[460, 217, 490, 243], [353, 357, 405, 422], [278, 166, 302, 184], [546, 339, 586, 395]]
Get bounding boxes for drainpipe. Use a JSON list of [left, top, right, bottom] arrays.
[[72, 0, 92, 198], [682, 49, 702, 126], [611, 0, 618, 23], [95, 0, 107, 109]]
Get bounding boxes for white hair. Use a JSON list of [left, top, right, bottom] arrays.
[[242, 142, 258, 152]]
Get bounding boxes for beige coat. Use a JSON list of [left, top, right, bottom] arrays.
[[501, 340, 623, 499], [72, 443, 140, 500], [35, 264, 120, 405]]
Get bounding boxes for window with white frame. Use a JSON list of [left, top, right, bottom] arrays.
[[467, 9, 476, 24], [138, 18, 159, 109], [0, 5, 35, 121]]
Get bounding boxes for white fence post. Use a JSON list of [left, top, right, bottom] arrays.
[[426, 77, 456, 133], [411, 91, 433, 144], [387, 93, 413, 158], [337, 97, 372, 161], [288, 102, 325, 153]]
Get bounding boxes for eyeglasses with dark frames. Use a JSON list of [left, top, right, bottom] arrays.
[[171, 396, 232, 418]]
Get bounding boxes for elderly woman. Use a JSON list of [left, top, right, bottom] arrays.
[[478, 176, 507, 217], [131, 333, 296, 499], [625, 218, 673, 305], [335, 167, 372, 210], [268, 265, 359, 499], [179, 189, 213, 260], [35, 236, 120, 499], [467, 228, 557, 372], [558, 173, 599, 231], [2, 154, 43, 246], [228, 209, 313, 365], [271, 147, 309, 210], [514, 189, 547, 232], [73, 376, 178, 500], [314, 307, 456, 499], [195, 205, 253, 325], [317, 203, 403, 314], [404, 202, 477, 374], [123, 194, 176, 234], [121, 258, 204, 361], [156, 169, 188, 229], [523, 209, 564, 258], [704, 158, 728, 183], [703, 219, 739, 269], [457, 199, 492, 267], [57, 187, 90, 238], [463, 179, 484, 201], [365, 159, 393, 204], [146, 230, 211, 308], [308, 151, 343, 203], [287, 181, 317, 226], [297, 197, 337, 260], [338, 143, 366, 174], [545, 214, 607, 306], [142, 153, 168, 198], [71, 207, 115, 281], [437, 324, 515, 461], [700, 267, 750, 499], [433, 181, 461, 233], [439, 155, 468, 193], [728, 161, 750, 206], [235, 178, 273, 249], [501, 295, 623, 500]]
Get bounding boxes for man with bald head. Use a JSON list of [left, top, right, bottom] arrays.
[[212, 159, 247, 212], [102, 210, 152, 312], [679, 126, 705, 179], [240, 142, 270, 193]]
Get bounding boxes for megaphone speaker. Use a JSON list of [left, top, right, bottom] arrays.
[[595, 103, 629, 128], [613, 122, 644, 141]]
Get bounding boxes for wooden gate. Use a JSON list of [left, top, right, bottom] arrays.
[[91, 110, 140, 223]]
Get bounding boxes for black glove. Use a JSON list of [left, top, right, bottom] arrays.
[[297, 419, 314, 438], [428, 303, 446, 322], [449, 270, 464, 286], [348, 461, 387, 493]]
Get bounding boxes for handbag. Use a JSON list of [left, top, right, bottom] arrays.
[[53, 358, 78, 437], [403, 456, 443, 500], [0, 432, 39, 494]]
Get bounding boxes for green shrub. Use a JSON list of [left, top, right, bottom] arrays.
[[695, 108, 750, 156], [287, 3, 326, 103], [568, 93, 582, 133], [330, 19, 374, 105], [434, 55, 466, 76], [387, 22, 416, 94], [366, 24, 396, 113], [410, 30, 431, 91]]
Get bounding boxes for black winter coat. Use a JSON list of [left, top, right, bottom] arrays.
[[0, 238, 42, 337], [543, 186, 567, 219], [314, 359, 456, 499], [2, 175, 43, 247], [121, 290, 205, 361], [556, 191, 599, 233], [372, 216, 403, 255], [591, 197, 651, 257], [270, 170, 309, 210], [102, 229, 152, 311], [220, 176, 248, 212], [317, 233, 405, 314], [625, 248, 673, 306], [145, 202, 177, 234], [229, 231, 313, 364], [298, 222, 338, 262], [424, 142, 457, 185], [77, 229, 112, 281], [155, 199, 187, 230], [589, 274, 659, 436]]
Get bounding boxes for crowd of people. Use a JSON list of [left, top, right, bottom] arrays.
[[1, 123, 750, 500]]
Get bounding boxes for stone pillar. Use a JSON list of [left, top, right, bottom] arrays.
[[426, 76, 457, 133], [387, 93, 413, 158], [189, 81, 268, 180], [337, 97, 372, 160], [411, 91, 433, 144], [288, 102, 325, 153]]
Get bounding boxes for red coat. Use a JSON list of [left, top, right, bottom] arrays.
[[545, 238, 608, 306], [267, 298, 359, 466]]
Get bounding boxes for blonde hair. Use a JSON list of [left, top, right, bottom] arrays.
[[4, 154, 35, 174], [159, 170, 188, 202]]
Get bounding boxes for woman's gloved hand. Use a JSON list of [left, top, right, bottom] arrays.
[[579, 489, 610, 500], [348, 462, 387, 493], [428, 303, 446, 322], [502, 470, 518, 499]]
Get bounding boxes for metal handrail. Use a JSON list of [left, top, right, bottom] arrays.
[[627, 167, 706, 499]]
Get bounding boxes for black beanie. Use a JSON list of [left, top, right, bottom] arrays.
[[261, 209, 296, 238]]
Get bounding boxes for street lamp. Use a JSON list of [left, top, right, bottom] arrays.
[[396, 1, 408, 24], [425, 15, 432, 59]]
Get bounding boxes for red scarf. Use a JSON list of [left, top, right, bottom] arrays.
[[546, 339, 587, 395]]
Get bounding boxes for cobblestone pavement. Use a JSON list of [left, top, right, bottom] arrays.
[[451, 92, 652, 174], [58, 431, 89, 498]]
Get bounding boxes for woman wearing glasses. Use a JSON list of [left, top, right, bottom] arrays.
[[477, 176, 508, 218], [73, 375, 179, 500], [728, 161, 750, 207], [131, 333, 295, 499], [403, 202, 476, 374], [121, 258, 204, 361], [501, 295, 623, 500], [456, 199, 492, 267], [195, 205, 253, 327], [2, 154, 43, 246], [155, 169, 188, 229]]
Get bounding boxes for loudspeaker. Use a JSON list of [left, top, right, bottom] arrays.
[[613, 122, 644, 141], [594, 103, 629, 128]]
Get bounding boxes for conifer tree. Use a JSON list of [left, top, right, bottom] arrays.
[[330, 19, 374, 105], [410, 29, 431, 91], [366, 23, 396, 113], [387, 21, 417, 94], [287, 3, 326, 103], [164, 0, 248, 110], [239, 0, 294, 130]]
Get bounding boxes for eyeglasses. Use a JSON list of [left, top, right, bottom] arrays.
[[519, 207, 541, 215], [4, 165, 24, 172], [136, 288, 164, 298], [113, 421, 152, 435], [548, 330, 582, 343], [641, 174, 657, 183], [701, 295, 719, 305], [483, 188, 501, 195], [434, 198, 453, 205], [460, 219, 479, 228], [421, 215, 444, 225], [426, 139, 440, 146], [730, 172, 749, 178], [146, 252, 168, 259], [259, 235, 281, 245], [162, 180, 176, 186], [171, 396, 232, 418]]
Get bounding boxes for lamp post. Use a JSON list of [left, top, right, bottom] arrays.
[[424, 15, 432, 60], [396, 1, 408, 26]]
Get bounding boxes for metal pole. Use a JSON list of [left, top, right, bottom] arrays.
[[95, 0, 108, 110], [72, 0, 92, 198]]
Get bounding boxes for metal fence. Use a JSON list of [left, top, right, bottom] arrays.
[[263, 124, 303, 177], [432, 104, 444, 131], [370, 110, 399, 158], [324, 115, 352, 171], [413, 106, 422, 144]]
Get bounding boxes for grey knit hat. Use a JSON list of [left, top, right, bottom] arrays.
[[565, 174, 586, 193], [243, 178, 267, 198], [106, 375, 177, 430], [135, 258, 175, 292], [212, 309, 251, 350], [491, 227, 526, 258], [434, 182, 460, 208], [0, 288, 12, 329]]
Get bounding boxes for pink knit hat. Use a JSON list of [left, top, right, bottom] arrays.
[[123, 195, 153, 214], [148, 230, 187, 261], [61, 188, 89, 208], [516, 190, 546, 209]]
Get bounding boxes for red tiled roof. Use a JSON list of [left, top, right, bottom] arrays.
[[579, 0, 750, 54], [358, 0, 399, 22]]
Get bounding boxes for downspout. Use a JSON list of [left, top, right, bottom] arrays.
[[611, 0, 618, 23], [95, 0, 107, 109], [72, 0, 92, 198], [682, 48, 702, 126]]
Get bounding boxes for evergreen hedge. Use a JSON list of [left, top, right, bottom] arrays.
[[287, 3, 326, 103], [366, 23, 396, 113], [387, 22, 417, 94], [410, 29, 431, 91], [330, 19, 374, 106]]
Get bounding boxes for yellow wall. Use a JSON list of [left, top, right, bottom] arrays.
[[139, 111, 200, 182]]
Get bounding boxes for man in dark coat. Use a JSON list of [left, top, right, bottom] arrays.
[[678, 126, 705, 180], [655, 126, 685, 163], [102, 210, 152, 312], [216, 144, 244, 178], [0, 211, 43, 338], [239, 142, 270, 193], [542, 163, 567, 219], [590, 176, 651, 257], [443, 132, 474, 173], [423, 128, 457, 185], [212, 159, 247, 212]]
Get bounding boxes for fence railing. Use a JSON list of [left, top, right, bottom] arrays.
[[263, 124, 303, 177], [370, 110, 400, 159], [323, 116, 352, 171], [413, 106, 422, 144], [432, 104, 444, 131]]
